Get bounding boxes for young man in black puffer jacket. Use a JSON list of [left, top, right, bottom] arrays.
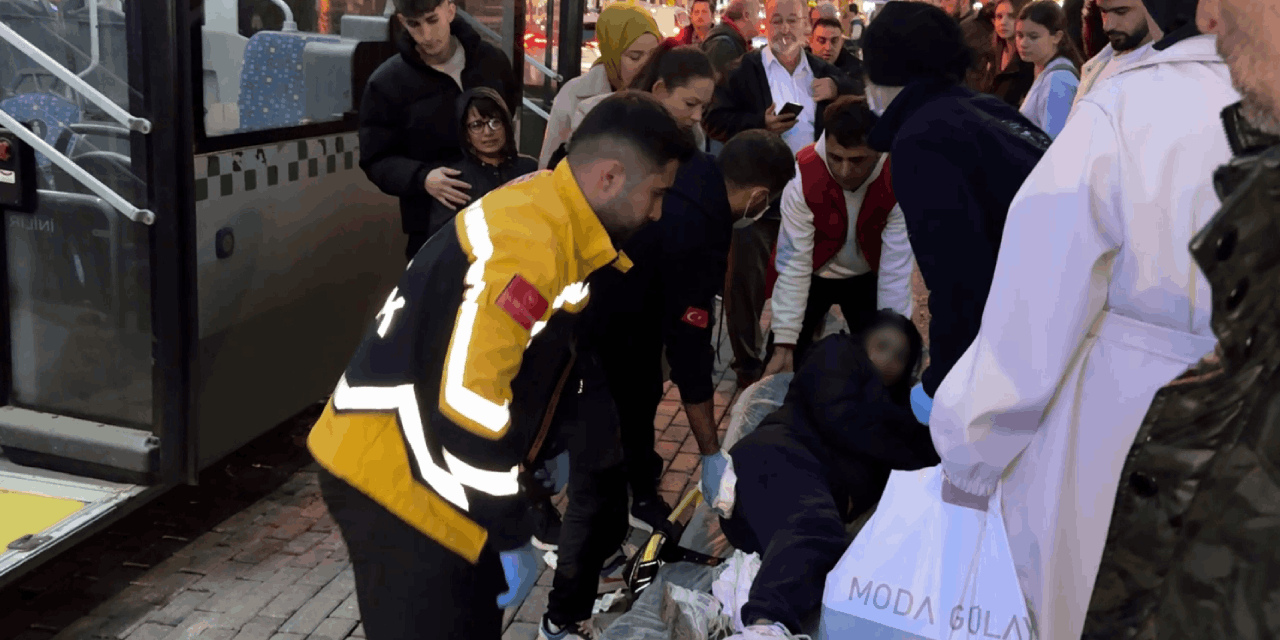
[[358, 0, 517, 261]]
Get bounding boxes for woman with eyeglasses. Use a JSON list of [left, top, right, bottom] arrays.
[[423, 87, 537, 236]]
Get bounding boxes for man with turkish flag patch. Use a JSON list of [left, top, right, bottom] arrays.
[[568, 130, 796, 536]]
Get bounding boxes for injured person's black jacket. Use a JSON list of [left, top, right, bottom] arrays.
[[720, 333, 941, 633], [742, 332, 941, 522]]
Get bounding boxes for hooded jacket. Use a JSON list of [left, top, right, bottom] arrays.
[[737, 333, 939, 523], [866, 78, 1051, 396], [423, 88, 538, 237], [1142, 0, 1200, 50], [358, 17, 518, 235], [1082, 104, 1280, 640]]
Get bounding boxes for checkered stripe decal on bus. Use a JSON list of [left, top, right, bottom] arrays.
[[194, 132, 360, 202]]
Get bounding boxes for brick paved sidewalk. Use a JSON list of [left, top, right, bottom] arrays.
[[39, 306, 749, 640]]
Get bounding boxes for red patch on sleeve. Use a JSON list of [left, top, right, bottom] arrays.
[[496, 275, 549, 331], [682, 307, 710, 329]]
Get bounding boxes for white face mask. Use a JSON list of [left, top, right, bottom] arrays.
[[864, 82, 902, 117], [732, 191, 771, 229]]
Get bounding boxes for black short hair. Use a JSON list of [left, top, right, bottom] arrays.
[[630, 44, 715, 92], [717, 130, 795, 194], [823, 95, 876, 148], [397, 0, 449, 18], [568, 91, 697, 171], [814, 16, 844, 31]]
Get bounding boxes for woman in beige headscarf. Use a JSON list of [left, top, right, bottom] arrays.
[[537, 2, 663, 168]]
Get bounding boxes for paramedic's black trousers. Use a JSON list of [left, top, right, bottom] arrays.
[[547, 350, 631, 627], [319, 469, 506, 640], [718, 431, 851, 634], [789, 272, 878, 366]]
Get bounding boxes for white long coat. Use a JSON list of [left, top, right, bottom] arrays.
[[928, 35, 1239, 640]]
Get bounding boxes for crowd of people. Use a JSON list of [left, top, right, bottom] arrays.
[[305, 0, 1280, 639]]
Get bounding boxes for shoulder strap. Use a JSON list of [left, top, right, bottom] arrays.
[[1044, 58, 1080, 80], [522, 339, 577, 469]]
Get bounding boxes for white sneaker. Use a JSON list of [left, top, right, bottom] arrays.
[[538, 616, 599, 640], [724, 622, 812, 640]]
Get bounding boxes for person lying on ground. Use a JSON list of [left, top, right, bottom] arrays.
[[717, 311, 941, 640]]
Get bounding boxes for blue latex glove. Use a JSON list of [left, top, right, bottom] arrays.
[[496, 540, 539, 609], [531, 451, 570, 496], [911, 383, 933, 425], [700, 451, 730, 504]]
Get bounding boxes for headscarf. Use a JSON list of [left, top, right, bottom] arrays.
[[595, 3, 663, 89], [1140, 0, 1200, 50]]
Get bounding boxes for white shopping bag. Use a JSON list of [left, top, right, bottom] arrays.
[[818, 467, 1035, 640]]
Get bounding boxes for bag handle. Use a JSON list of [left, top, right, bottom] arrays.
[[522, 339, 577, 470]]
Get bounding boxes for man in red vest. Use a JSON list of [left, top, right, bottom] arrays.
[[763, 96, 914, 374]]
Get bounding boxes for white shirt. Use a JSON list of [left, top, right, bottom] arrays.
[[762, 46, 816, 155], [1073, 42, 1153, 109], [430, 37, 466, 90], [770, 134, 914, 345]]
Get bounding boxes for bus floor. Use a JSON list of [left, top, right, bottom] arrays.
[[0, 303, 755, 640]]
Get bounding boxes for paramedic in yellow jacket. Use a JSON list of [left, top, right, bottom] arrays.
[[307, 92, 695, 640]]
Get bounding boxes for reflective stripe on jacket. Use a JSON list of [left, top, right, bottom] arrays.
[[308, 163, 629, 563]]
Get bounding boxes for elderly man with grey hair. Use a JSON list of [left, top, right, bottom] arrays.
[[704, 0, 761, 83]]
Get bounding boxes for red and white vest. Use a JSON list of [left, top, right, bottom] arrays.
[[765, 143, 898, 295]]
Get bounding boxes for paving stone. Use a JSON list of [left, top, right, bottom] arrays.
[[160, 612, 220, 640], [654, 441, 680, 462], [211, 510, 264, 536], [348, 625, 364, 638], [659, 472, 690, 494], [17, 561, 80, 595], [234, 537, 287, 565], [196, 630, 237, 640], [11, 631, 54, 640], [231, 618, 281, 640], [679, 437, 700, 454], [258, 583, 322, 619], [221, 527, 277, 558], [179, 545, 241, 578], [267, 635, 305, 640], [502, 622, 540, 640], [277, 596, 343, 636], [328, 594, 359, 620], [306, 515, 336, 534], [657, 425, 690, 443], [123, 623, 177, 640], [174, 532, 229, 559], [280, 533, 326, 556], [200, 578, 267, 614], [149, 590, 215, 626], [47, 614, 109, 639], [89, 597, 161, 638], [270, 517, 318, 543], [296, 558, 349, 587], [305, 618, 357, 640], [513, 585, 550, 625], [235, 554, 297, 583], [658, 490, 680, 508], [298, 498, 328, 520], [670, 412, 690, 427], [288, 547, 333, 569], [655, 400, 680, 417], [668, 452, 700, 474], [314, 531, 344, 552]]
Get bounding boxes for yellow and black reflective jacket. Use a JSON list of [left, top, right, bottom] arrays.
[[308, 163, 630, 563]]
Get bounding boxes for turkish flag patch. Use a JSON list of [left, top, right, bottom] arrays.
[[682, 306, 710, 329], [496, 275, 548, 331]]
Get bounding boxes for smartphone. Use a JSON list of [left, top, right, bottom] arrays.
[[778, 102, 804, 118]]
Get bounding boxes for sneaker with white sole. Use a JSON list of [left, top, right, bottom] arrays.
[[724, 621, 812, 640], [538, 615, 598, 640]]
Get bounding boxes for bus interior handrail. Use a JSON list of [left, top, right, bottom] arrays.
[[454, 9, 564, 84], [0, 110, 155, 225], [0, 20, 151, 134]]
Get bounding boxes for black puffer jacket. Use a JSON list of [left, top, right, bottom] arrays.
[[358, 17, 517, 234], [742, 333, 940, 522], [1082, 103, 1280, 640], [702, 22, 750, 83], [421, 88, 538, 237], [867, 78, 1050, 396]]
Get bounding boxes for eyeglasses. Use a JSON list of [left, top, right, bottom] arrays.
[[466, 118, 503, 133]]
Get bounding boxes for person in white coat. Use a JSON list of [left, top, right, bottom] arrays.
[[926, 1, 1240, 638], [1072, 0, 1154, 105]]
